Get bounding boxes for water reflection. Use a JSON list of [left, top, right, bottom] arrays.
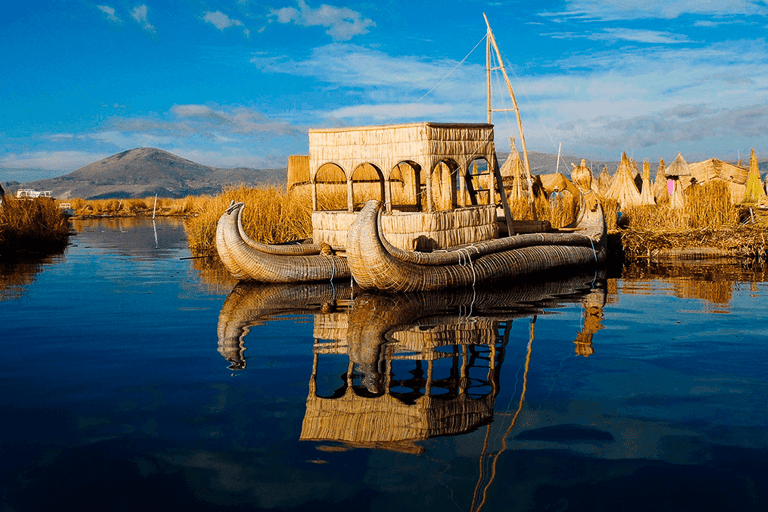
[[0, 254, 64, 300], [617, 259, 768, 310], [70, 217, 189, 259], [217, 274, 608, 453]]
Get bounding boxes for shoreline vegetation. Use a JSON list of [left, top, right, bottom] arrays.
[[0, 196, 71, 255], [4, 181, 767, 264]]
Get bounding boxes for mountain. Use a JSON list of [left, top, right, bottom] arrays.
[[17, 148, 286, 199]]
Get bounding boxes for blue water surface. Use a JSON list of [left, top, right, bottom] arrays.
[[1, 218, 766, 511]]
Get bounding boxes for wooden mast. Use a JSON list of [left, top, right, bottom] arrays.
[[484, 13, 535, 205]]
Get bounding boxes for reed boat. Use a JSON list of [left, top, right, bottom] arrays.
[[216, 201, 350, 283], [346, 196, 606, 292], [214, 15, 607, 288]]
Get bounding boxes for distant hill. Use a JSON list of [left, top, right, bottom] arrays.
[[14, 148, 286, 199]]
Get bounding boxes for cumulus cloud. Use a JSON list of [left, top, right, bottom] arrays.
[[270, 0, 374, 41], [131, 4, 156, 33], [202, 10, 249, 36], [96, 5, 120, 23]]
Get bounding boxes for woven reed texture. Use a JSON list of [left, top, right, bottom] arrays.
[[346, 199, 606, 292], [308, 122, 496, 184], [312, 205, 498, 251], [216, 202, 351, 282]]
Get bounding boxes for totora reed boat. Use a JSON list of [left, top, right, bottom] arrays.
[[215, 15, 607, 291]]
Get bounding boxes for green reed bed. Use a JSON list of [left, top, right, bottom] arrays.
[[0, 197, 71, 255]]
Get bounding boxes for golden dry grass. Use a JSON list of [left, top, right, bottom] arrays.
[[68, 195, 210, 218], [0, 196, 71, 254], [184, 185, 318, 256]]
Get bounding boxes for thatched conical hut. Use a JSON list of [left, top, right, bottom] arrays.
[[639, 159, 655, 205], [665, 152, 691, 209], [596, 165, 612, 197], [604, 152, 642, 208], [743, 149, 766, 203]]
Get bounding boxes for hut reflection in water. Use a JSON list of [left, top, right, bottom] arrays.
[[216, 274, 608, 453]]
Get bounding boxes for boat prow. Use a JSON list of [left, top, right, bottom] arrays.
[[215, 201, 351, 283], [346, 197, 606, 292]]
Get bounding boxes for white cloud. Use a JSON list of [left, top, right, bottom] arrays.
[[202, 10, 247, 36], [329, 103, 452, 120], [541, 0, 768, 21], [270, 0, 374, 41], [130, 4, 156, 33], [251, 44, 484, 99], [0, 151, 109, 171], [549, 28, 691, 44], [96, 5, 120, 23]]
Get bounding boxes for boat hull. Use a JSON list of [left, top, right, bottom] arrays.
[[346, 199, 606, 292], [216, 202, 350, 283]]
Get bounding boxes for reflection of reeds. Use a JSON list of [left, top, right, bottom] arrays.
[[0, 197, 70, 254]]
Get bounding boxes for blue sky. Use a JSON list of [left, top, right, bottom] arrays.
[[2, 0, 768, 174]]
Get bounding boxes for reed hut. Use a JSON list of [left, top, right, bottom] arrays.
[[639, 159, 655, 205], [743, 149, 766, 203], [604, 152, 642, 208], [687, 157, 748, 204], [596, 165, 612, 197], [665, 152, 691, 209], [653, 158, 668, 202]]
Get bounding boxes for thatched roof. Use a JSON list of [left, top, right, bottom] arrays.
[[666, 152, 691, 177], [688, 158, 748, 185], [603, 152, 642, 207]]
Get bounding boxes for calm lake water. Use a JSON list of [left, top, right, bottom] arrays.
[[1, 217, 767, 511]]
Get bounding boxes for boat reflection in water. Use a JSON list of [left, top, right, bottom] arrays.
[[216, 273, 607, 453]]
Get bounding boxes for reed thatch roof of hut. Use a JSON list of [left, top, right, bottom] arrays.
[[666, 152, 691, 177], [743, 148, 766, 203], [687, 157, 748, 203], [500, 136, 526, 199], [604, 152, 642, 207]]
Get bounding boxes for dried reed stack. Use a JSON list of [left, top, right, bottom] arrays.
[[597, 165, 612, 197], [286, 155, 310, 192], [743, 148, 766, 203], [604, 152, 642, 208], [639, 159, 655, 205], [653, 158, 668, 203]]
